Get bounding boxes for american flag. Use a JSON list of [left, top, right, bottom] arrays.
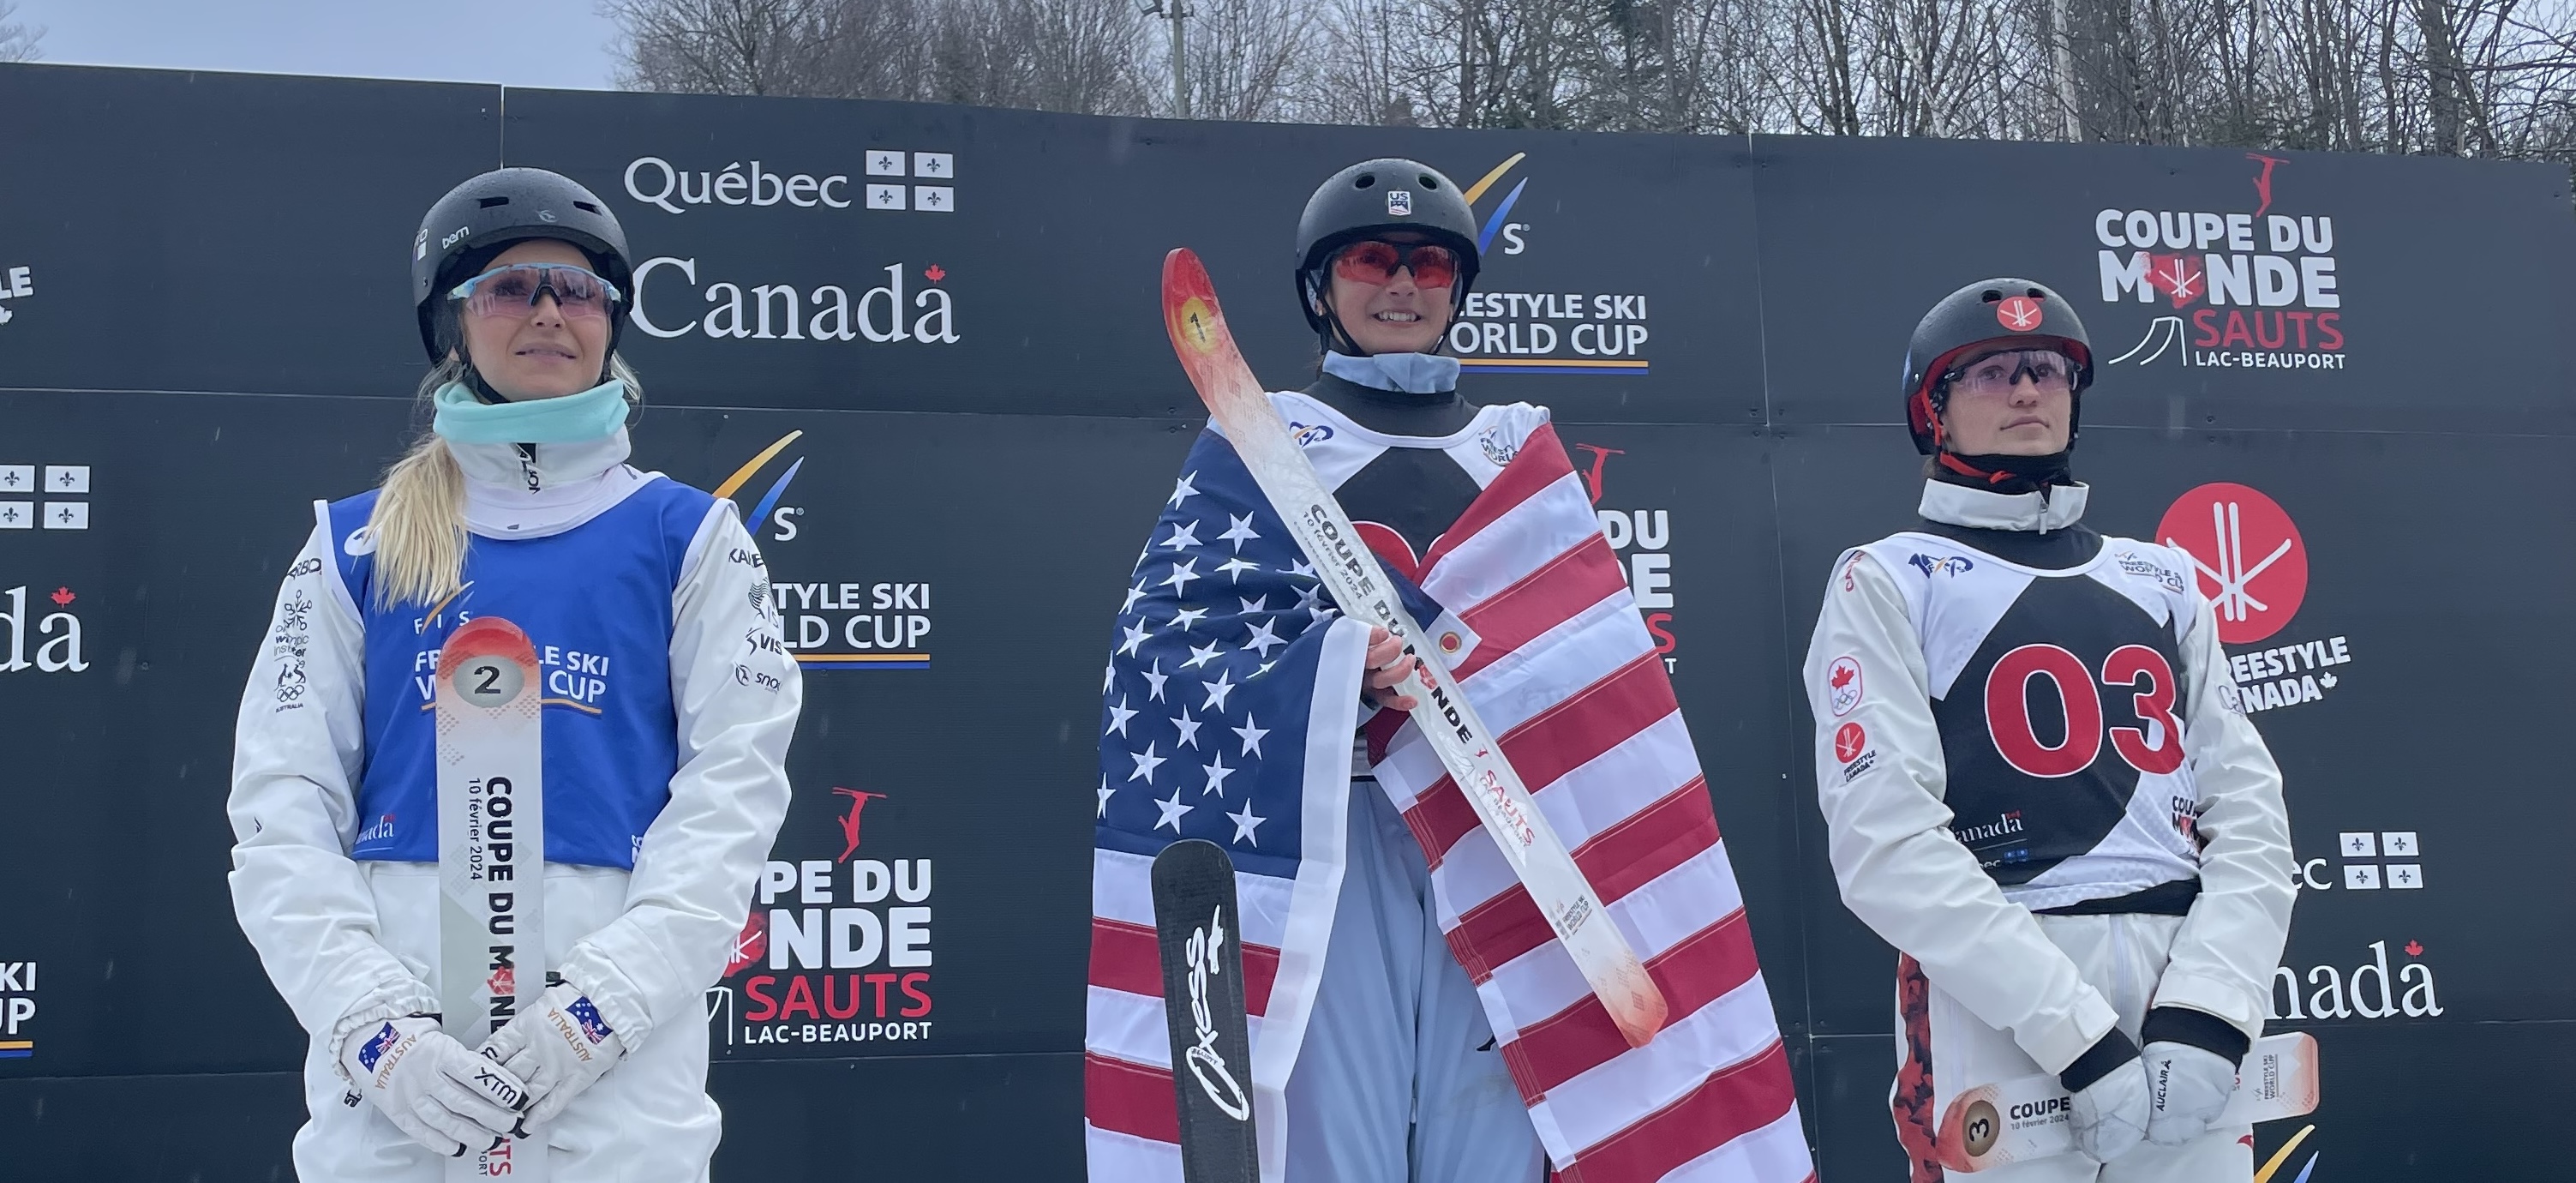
[[1087, 396, 1812, 1183]]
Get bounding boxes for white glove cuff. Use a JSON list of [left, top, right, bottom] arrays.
[[324, 980, 442, 1084]]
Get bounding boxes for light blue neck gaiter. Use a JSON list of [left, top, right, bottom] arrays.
[[431, 379, 629, 445], [1323, 351, 1462, 394]]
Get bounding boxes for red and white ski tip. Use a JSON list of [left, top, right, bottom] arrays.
[[1164, 249, 1250, 405], [438, 616, 540, 691]]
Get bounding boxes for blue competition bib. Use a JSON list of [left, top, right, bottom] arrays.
[[330, 477, 716, 869]]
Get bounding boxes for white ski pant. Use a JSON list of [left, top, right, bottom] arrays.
[[1283, 779, 1544, 1183], [291, 863, 719, 1183], [1892, 912, 2253, 1183]]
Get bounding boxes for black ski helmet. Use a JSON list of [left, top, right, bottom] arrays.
[[1293, 158, 1481, 349], [1901, 278, 2094, 455], [412, 167, 634, 362]]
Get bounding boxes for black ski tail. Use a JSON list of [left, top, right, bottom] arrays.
[[1150, 839, 1261, 1183]]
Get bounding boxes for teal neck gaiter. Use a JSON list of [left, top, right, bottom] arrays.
[[431, 379, 629, 445]]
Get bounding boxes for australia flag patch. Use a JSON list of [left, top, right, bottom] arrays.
[[357, 1021, 399, 1071], [567, 997, 614, 1045]]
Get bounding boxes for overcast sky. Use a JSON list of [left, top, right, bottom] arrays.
[[12, 0, 623, 90]]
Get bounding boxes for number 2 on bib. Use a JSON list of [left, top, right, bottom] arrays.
[[1984, 643, 2184, 778]]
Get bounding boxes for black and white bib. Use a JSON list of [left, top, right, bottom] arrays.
[[1860, 531, 2205, 911]]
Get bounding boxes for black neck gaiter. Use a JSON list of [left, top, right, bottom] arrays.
[[1933, 449, 2075, 497]]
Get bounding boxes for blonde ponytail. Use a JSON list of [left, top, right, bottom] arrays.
[[363, 355, 645, 610], [368, 359, 472, 610]]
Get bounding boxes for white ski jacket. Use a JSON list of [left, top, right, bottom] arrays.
[[226, 430, 801, 1068], [1803, 479, 2292, 1075]]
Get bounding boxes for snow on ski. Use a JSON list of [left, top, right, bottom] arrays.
[[1158, 247, 1668, 1048], [436, 616, 548, 1181], [1937, 1031, 2320, 1172]]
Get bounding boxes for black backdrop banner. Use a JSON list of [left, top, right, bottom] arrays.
[[3, 61, 2570, 1181]]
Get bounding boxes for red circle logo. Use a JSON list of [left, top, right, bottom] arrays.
[[2155, 483, 2309, 644], [1994, 296, 2045, 332], [1834, 722, 1868, 763]]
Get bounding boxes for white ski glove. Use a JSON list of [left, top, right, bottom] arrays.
[[338, 1015, 531, 1156], [2142, 1040, 2239, 1145], [477, 982, 628, 1127], [2061, 1030, 2151, 1163]]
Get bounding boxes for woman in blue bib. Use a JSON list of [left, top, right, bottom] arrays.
[[226, 167, 802, 1182]]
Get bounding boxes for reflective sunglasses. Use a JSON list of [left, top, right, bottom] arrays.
[[447, 262, 624, 321], [1331, 240, 1461, 289], [1947, 349, 2078, 397]]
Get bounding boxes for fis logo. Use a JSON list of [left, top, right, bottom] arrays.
[[567, 997, 615, 1045], [1447, 154, 1650, 375], [1908, 554, 1975, 578], [716, 431, 932, 670], [1463, 154, 1531, 256]]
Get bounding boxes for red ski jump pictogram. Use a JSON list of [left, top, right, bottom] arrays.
[[2157, 483, 2309, 645], [1573, 443, 1624, 504], [833, 787, 888, 862], [2247, 154, 2289, 217]]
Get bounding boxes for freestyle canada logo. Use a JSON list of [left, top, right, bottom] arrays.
[[622, 150, 956, 215], [2158, 483, 2353, 714], [2096, 155, 2347, 373], [1571, 443, 1680, 669], [0, 263, 32, 329], [709, 785, 937, 1050], [1444, 153, 1653, 376], [714, 431, 932, 670], [0, 463, 92, 532], [0, 960, 33, 1060]]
